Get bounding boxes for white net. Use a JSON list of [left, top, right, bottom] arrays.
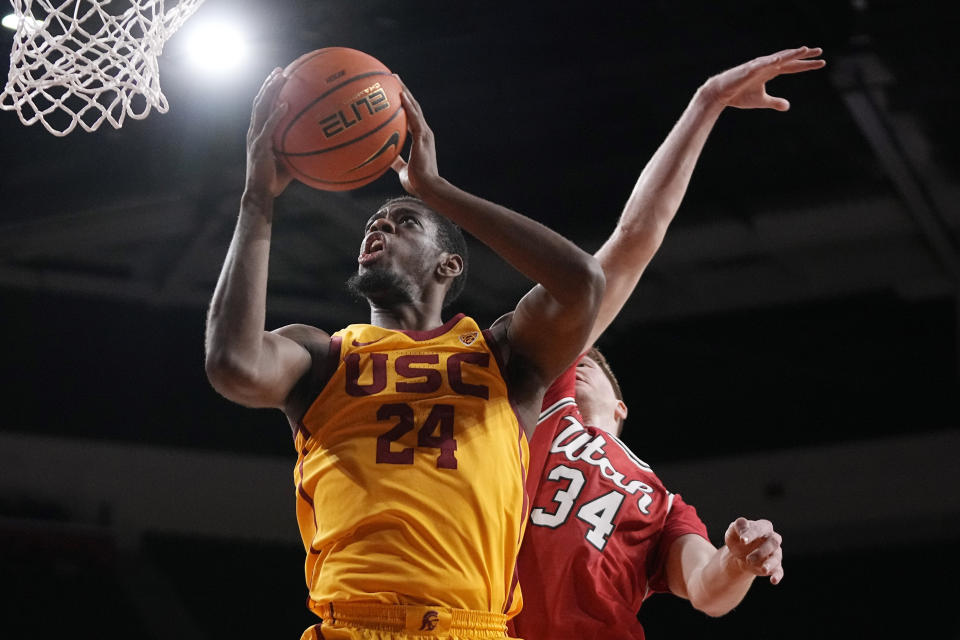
[[1, 0, 206, 136]]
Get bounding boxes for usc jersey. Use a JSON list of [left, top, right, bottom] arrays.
[[293, 314, 529, 620], [510, 361, 709, 640]]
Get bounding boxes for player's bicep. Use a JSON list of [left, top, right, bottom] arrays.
[[208, 325, 323, 409], [509, 283, 597, 384]]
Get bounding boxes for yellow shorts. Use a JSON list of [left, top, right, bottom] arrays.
[[299, 602, 518, 640]]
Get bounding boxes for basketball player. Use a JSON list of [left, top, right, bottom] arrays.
[[204, 69, 604, 640], [511, 46, 824, 639]]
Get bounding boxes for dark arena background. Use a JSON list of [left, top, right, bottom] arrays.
[[1, 1, 957, 638]]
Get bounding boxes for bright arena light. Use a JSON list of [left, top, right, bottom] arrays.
[[183, 20, 249, 75], [2, 13, 43, 33]]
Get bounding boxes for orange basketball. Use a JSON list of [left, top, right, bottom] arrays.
[[272, 47, 407, 191]]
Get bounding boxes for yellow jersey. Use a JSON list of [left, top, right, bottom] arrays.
[[293, 314, 529, 619]]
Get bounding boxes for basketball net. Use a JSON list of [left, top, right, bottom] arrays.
[[1, 0, 206, 136]]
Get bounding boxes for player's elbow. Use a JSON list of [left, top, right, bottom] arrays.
[[692, 599, 736, 618], [568, 254, 606, 310], [687, 587, 741, 619], [204, 349, 262, 406]]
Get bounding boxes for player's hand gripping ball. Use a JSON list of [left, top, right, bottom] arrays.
[[272, 47, 407, 191]]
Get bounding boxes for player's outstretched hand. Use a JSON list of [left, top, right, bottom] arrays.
[[245, 68, 293, 200], [724, 517, 784, 585], [391, 77, 442, 199], [702, 46, 825, 111]]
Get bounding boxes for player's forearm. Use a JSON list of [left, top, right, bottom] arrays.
[[595, 84, 725, 285], [686, 544, 757, 617], [419, 178, 604, 307], [616, 85, 725, 246], [205, 192, 275, 385], [585, 86, 725, 347]]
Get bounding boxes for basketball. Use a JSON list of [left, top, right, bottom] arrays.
[[272, 47, 407, 191]]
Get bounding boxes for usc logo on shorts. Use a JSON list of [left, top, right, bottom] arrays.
[[459, 331, 478, 346], [404, 606, 449, 633], [419, 610, 439, 631]]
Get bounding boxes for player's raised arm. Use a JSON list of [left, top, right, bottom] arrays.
[[665, 517, 784, 617], [392, 83, 605, 410], [586, 46, 825, 349], [205, 69, 327, 410]]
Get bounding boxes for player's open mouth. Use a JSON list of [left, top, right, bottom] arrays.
[[358, 232, 386, 265], [574, 374, 591, 393]]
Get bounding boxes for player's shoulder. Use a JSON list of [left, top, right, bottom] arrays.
[[273, 323, 330, 347], [481, 311, 511, 364], [592, 427, 657, 476], [488, 311, 512, 337], [550, 418, 664, 485], [273, 324, 334, 372], [276, 325, 338, 422]]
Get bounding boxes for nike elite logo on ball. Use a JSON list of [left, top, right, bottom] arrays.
[[351, 131, 401, 172], [318, 82, 391, 138]]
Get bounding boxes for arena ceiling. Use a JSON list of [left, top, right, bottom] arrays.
[[0, 0, 956, 460]]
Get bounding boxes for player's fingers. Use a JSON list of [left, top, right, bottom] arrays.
[[770, 563, 785, 585], [249, 71, 277, 137], [779, 58, 827, 75], [253, 68, 283, 111], [795, 46, 823, 59], [767, 46, 816, 64], [263, 73, 289, 117], [755, 545, 784, 580], [399, 90, 425, 136], [736, 51, 795, 88], [395, 75, 424, 117], [737, 518, 770, 544], [745, 530, 782, 561], [251, 68, 278, 106], [251, 68, 286, 131], [744, 536, 782, 578], [752, 46, 822, 77], [747, 47, 805, 74], [261, 101, 289, 140], [395, 79, 435, 139], [391, 155, 407, 174], [762, 93, 791, 111], [401, 90, 435, 149], [730, 517, 751, 543]]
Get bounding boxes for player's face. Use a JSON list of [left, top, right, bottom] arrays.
[[354, 201, 443, 293], [575, 356, 626, 437]]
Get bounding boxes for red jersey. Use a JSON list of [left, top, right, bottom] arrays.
[[510, 361, 709, 640]]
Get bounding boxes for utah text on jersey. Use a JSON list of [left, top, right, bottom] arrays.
[[530, 415, 665, 551]]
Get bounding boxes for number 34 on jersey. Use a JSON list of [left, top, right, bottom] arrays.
[[530, 416, 658, 551]]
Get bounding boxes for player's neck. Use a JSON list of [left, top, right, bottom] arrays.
[[368, 301, 445, 332]]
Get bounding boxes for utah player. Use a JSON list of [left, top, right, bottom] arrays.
[[511, 46, 823, 639], [205, 74, 604, 639]]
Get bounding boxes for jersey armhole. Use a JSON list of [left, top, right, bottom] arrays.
[[291, 335, 343, 435], [482, 325, 509, 377]]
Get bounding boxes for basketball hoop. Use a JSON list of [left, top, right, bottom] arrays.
[[1, 0, 206, 136]]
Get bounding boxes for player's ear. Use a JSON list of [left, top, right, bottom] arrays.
[[615, 400, 628, 423], [436, 253, 463, 279]]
